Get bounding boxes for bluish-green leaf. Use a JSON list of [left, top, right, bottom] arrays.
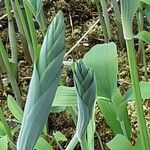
[[17, 11, 65, 150], [73, 60, 96, 141], [121, 0, 139, 39]]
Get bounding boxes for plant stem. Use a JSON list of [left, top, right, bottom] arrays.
[[4, 0, 18, 77], [100, 0, 112, 40], [80, 134, 89, 150], [136, 5, 148, 81], [126, 39, 150, 150], [10, 0, 32, 64], [14, 0, 34, 61], [0, 108, 17, 150], [111, 0, 124, 47], [24, 2, 38, 62], [39, 9, 47, 36], [95, 0, 108, 42], [95, 131, 104, 150], [87, 110, 95, 150], [0, 39, 22, 106], [66, 134, 78, 150]]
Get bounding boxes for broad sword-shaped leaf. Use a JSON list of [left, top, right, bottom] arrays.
[[17, 11, 65, 150]]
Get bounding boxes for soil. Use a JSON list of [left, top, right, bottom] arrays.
[[0, 0, 150, 150]]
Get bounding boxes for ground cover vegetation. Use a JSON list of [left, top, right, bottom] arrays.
[[1, 0, 150, 149]]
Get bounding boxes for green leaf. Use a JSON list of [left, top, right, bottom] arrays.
[[7, 95, 23, 122], [53, 131, 67, 142], [136, 31, 150, 45], [23, 0, 46, 35], [83, 43, 131, 138], [24, 0, 42, 22], [73, 60, 96, 141], [0, 109, 12, 142], [53, 86, 77, 107], [144, 5, 150, 23], [97, 100, 122, 134], [141, 0, 150, 5], [134, 133, 150, 150], [124, 81, 150, 100], [117, 101, 127, 122], [0, 136, 8, 150], [107, 134, 134, 150], [0, 122, 6, 137], [83, 42, 118, 99], [35, 137, 53, 150], [24, 0, 36, 15], [121, 0, 139, 39], [17, 11, 65, 150], [50, 106, 66, 113]]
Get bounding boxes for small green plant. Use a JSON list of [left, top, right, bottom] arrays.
[[66, 60, 96, 150]]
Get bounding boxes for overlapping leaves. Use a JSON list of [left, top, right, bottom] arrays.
[[17, 11, 65, 150], [73, 60, 96, 141], [83, 42, 131, 138]]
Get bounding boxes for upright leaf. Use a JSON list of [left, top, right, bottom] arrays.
[[144, 5, 150, 23], [7, 95, 23, 122], [24, 0, 46, 33], [83, 42, 118, 100], [17, 11, 65, 150], [73, 60, 96, 141], [83, 43, 131, 138], [121, 0, 139, 39], [0, 136, 8, 150]]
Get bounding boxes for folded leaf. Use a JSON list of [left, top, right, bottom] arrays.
[[73, 60, 96, 141], [17, 11, 65, 150]]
